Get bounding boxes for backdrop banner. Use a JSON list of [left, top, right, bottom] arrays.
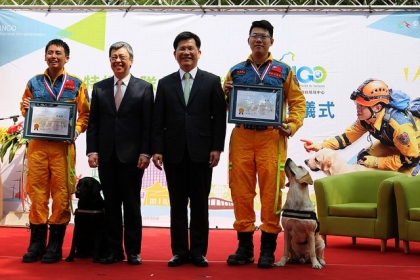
[[1, 10, 419, 228]]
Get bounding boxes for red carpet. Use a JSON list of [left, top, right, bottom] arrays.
[[1, 226, 420, 279]]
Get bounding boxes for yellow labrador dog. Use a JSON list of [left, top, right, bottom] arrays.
[[304, 148, 371, 176], [276, 158, 325, 269]]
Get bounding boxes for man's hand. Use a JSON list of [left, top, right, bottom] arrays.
[[137, 155, 150, 170], [22, 97, 31, 110], [152, 154, 163, 170], [65, 130, 80, 144], [209, 150, 221, 168], [278, 123, 291, 137], [359, 156, 378, 168], [223, 81, 233, 101], [88, 154, 99, 168], [73, 129, 80, 141], [300, 139, 323, 152]]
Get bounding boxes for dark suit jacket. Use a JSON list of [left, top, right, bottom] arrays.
[[152, 68, 226, 163], [86, 75, 154, 162]]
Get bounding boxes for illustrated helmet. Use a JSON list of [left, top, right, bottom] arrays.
[[350, 79, 390, 107]]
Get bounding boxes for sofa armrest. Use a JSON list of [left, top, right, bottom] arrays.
[[375, 176, 405, 238], [395, 176, 420, 210], [394, 176, 420, 240]]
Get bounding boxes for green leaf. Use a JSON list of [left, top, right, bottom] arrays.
[[7, 137, 28, 163], [0, 140, 14, 161], [0, 135, 17, 163], [19, 138, 28, 145], [8, 141, 20, 163]]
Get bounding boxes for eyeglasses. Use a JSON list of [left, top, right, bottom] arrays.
[[176, 47, 198, 53], [249, 33, 271, 40], [110, 55, 129, 61], [355, 102, 367, 110]]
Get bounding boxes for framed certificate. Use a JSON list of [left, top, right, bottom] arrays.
[[23, 100, 77, 141], [228, 84, 283, 126]]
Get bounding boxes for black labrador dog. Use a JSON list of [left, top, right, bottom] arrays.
[[65, 177, 105, 262]]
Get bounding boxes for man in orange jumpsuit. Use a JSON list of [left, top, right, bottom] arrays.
[[224, 20, 306, 268], [302, 79, 420, 176], [20, 39, 90, 263]]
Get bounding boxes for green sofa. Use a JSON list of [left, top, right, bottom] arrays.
[[314, 170, 406, 252], [394, 175, 420, 254]]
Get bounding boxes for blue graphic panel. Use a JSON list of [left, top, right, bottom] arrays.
[[367, 12, 420, 39], [0, 11, 71, 66]]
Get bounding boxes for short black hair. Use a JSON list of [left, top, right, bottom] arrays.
[[45, 39, 70, 56], [249, 20, 274, 38], [173, 31, 201, 50]]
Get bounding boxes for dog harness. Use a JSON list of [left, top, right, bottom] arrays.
[[282, 209, 320, 233]]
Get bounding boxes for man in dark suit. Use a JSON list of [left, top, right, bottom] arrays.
[[86, 41, 153, 265], [152, 31, 226, 267]]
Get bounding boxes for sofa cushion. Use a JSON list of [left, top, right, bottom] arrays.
[[329, 203, 377, 218], [409, 208, 420, 221]]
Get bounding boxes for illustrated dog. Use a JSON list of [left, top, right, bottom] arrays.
[[65, 177, 105, 263], [276, 158, 325, 269], [304, 148, 372, 176]]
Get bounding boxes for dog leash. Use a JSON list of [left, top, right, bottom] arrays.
[[19, 145, 28, 211], [274, 136, 285, 215], [66, 144, 76, 215]]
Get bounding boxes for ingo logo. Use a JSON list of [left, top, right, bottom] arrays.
[[279, 53, 327, 84], [0, 25, 17, 32], [292, 66, 327, 84]]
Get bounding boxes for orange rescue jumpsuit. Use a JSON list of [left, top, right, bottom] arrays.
[[225, 54, 306, 234], [20, 69, 90, 225]]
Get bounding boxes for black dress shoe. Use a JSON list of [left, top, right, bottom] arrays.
[[127, 254, 142, 265], [190, 254, 209, 267], [99, 253, 124, 264], [168, 255, 189, 267]]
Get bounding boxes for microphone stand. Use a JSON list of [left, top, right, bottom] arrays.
[[0, 115, 20, 124]]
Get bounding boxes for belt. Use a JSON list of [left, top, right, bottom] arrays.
[[235, 124, 270, 131]]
